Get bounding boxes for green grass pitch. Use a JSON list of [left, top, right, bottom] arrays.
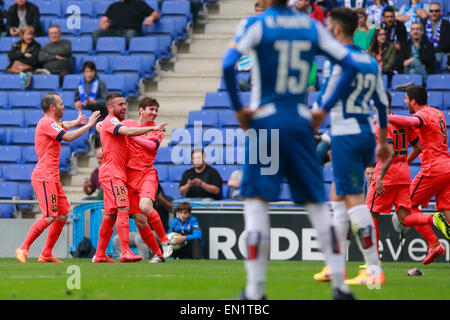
[[0, 258, 448, 300]]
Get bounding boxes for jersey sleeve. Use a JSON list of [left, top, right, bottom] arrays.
[[104, 116, 124, 135], [231, 16, 262, 54], [407, 127, 420, 146], [47, 119, 67, 141]]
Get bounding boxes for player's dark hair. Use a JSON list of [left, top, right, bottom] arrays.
[[406, 86, 428, 106], [41, 92, 60, 112], [255, 1, 260, 8], [82, 61, 97, 73], [382, 6, 395, 16], [139, 97, 159, 110], [329, 7, 358, 37], [177, 202, 192, 214], [106, 93, 124, 106]]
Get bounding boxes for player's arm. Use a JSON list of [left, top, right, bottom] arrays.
[[129, 136, 159, 152], [387, 114, 422, 128], [61, 111, 87, 130], [407, 139, 422, 165], [375, 143, 394, 196], [61, 111, 101, 142], [117, 123, 167, 137]]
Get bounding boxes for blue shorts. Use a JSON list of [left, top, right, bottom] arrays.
[[240, 111, 326, 203], [331, 133, 375, 196]]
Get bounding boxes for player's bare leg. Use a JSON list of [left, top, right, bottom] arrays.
[[131, 213, 164, 261]]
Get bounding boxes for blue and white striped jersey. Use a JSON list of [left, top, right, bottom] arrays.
[[222, 5, 352, 118], [317, 45, 388, 136]]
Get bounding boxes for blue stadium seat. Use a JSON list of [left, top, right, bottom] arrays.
[[394, 108, 411, 116], [50, 18, 78, 36], [96, 37, 126, 55], [8, 128, 36, 145], [427, 91, 444, 110], [62, 74, 83, 91], [0, 110, 24, 127], [144, 18, 177, 59], [0, 128, 7, 144], [308, 91, 319, 107], [22, 146, 38, 163], [30, 74, 59, 91], [79, 18, 101, 36], [390, 91, 406, 109], [153, 164, 168, 182], [170, 127, 203, 147], [81, 55, 109, 74], [61, 91, 75, 109], [0, 74, 22, 90], [426, 74, 450, 91], [0, 92, 8, 109], [60, 145, 72, 172], [391, 74, 422, 89], [160, 182, 181, 200], [445, 92, 450, 109], [222, 183, 230, 199], [382, 74, 388, 88], [278, 183, 291, 201], [63, 1, 94, 18], [110, 55, 143, 96], [154, 146, 173, 164], [409, 165, 421, 180], [219, 110, 239, 128], [17, 182, 34, 209], [0, 204, 15, 218], [24, 110, 43, 127], [314, 55, 327, 72], [167, 164, 189, 182], [0, 181, 19, 198], [145, 0, 159, 10], [0, 37, 19, 53], [0, 54, 9, 72], [2, 164, 34, 181], [67, 36, 93, 55], [35, 36, 50, 48], [187, 110, 218, 128], [214, 165, 239, 182], [203, 92, 231, 109], [322, 165, 333, 183], [129, 36, 160, 59], [0, 146, 22, 163], [100, 74, 127, 95], [161, 1, 192, 23], [9, 91, 41, 109], [94, 1, 111, 18], [37, 0, 62, 19]]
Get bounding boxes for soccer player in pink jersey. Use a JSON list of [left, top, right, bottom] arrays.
[[15, 93, 101, 263], [92, 93, 167, 263], [387, 86, 450, 264], [123, 97, 173, 263]]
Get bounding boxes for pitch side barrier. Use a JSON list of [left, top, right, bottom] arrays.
[[1, 200, 447, 262]]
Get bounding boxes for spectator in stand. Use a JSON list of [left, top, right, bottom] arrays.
[[398, 21, 435, 84], [83, 147, 103, 200], [168, 202, 204, 260], [336, 0, 367, 9], [228, 168, 243, 199], [368, 28, 396, 86], [353, 8, 375, 51], [92, 0, 160, 49], [37, 25, 72, 86], [7, 25, 40, 88], [75, 61, 108, 120], [421, 2, 450, 68], [293, 0, 325, 25], [179, 149, 223, 200], [365, 0, 389, 28], [396, 0, 428, 32], [6, 0, 43, 37], [381, 6, 408, 71]]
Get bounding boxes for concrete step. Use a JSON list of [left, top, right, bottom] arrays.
[[155, 73, 221, 93], [213, 0, 254, 16], [173, 55, 223, 74], [187, 37, 231, 55]]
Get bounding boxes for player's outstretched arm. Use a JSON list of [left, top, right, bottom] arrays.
[[117, 123, 168, 137], [388, 114, 422, 128], [130, 136, 159, 152], [62, 111, 101, 142], [62, 111, 87, 130]]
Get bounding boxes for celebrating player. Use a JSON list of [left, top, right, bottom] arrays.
[[123, 97, 173, 263], [16, 93, 101, 263], [387, 86, 450, 264], [92, 93, 167, 263], [223, 0, 363, 300], [312, 8, 391, 286]]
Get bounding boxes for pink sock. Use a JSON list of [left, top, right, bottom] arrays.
[[146, 209, 168, 242], [95, 216, 116, 257], [41, 219, 66, 257], [20, 218, 51, 251]]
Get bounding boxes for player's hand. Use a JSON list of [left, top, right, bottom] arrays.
[[75, 111, 88, 126], [235, 107, 254, 130], [376, 142, 393, 166], [375, 177, 385, 196], [87, 111, 101, 127], [152, 123, 168, 132], [311, 109, 328, 132]]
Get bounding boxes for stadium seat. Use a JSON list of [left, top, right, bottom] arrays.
[[99, 74, 127, 95], [0, 110, 24, 127], [17, 182, 34, 209], [161, 1, 192, 22], [391, 74, 422, 89], [445, 92, 450, 109], [0, 54, 9, 72], [154, 146, 173, 164], [67, 36, 93, 55], [2, 164, 34, 181], [0, 37, 19, 54], [0, 204, 15, 218], [37, 0, 62, 19], [0, 146, 22, 163], [409, 165, 421, 180], [0, 181, 19, 198], [308, 91, 319, 107], [240, 92, 251, 106], [160, 182, 181, 200], [219, 110, 239, 128], [30, 74, 59, 91], [170, 127, 203, 147], [94, 1, 111, 18], [50, 18, 78, 36], [426, 74, 450, 91], [390, 91, 406, 109], [35, 36, 50, 48], [144, 18, 177, 59], [0, 92, 8, 109], [7, 128, 36, 145], [79, 18, 101, 36], [63, 1, 94, 18], [9, 91, 41, 109], [110, 55, 143, 95], [167, 164, 189, 182], [322, 165, 333, 183], [278, 183, 291, 201], [81, 55, 109, 74], [60, 144, 72, 172], [215, 165, 240, 182], [153, 164, 168, 182], [393, 108, 411, 116], [62, 74, 83, 91], [61, 91, 75, 109], [203, 92, 231, 109], [96, 37, 126, 55], [427, 91, 444, 109], [144, 0, 159, 10], [187, 110, 218, 128], [128, 37, 159, 77], [22, 146, 38, 163], [0, 74, 23, 90], [314, 55, 327, 72], [24, 110, 42, 127]]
